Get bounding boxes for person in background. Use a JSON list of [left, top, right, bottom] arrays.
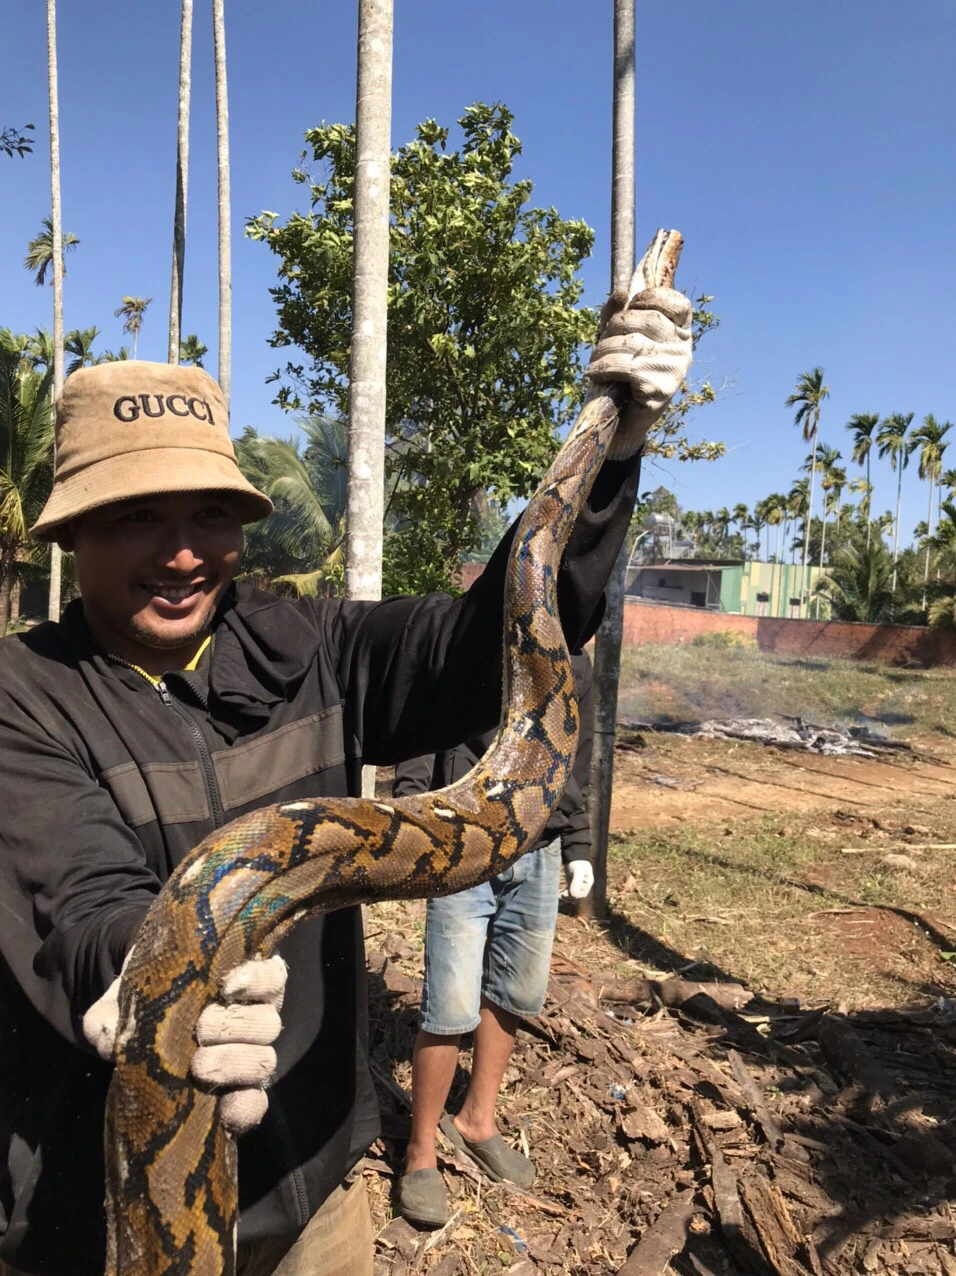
[[394, 650, 594, 1228]]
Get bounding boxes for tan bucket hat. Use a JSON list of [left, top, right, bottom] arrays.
[[30, 360, 273, 541]]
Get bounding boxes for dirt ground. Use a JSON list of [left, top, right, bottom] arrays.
[[364, 724, 956, 1275], [608, 730, 956, 831]]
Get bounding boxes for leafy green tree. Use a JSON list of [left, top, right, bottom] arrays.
[[786, 366, 829, 607], [114, 296, 152, 359], [179, 334, 208, 367], [846, 412, 880, 547], [24, 215, 79, 287], [876, 411, 913, 591], [814, 540, 896, 623], [249, 103, 720, 592], [0, 343, 55, 633]]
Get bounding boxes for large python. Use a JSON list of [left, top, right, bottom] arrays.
[[105, 229, 684, 1276]]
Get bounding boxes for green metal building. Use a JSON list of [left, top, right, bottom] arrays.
[[627, 559, 822, 618]]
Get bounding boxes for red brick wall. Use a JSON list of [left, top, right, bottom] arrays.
[[622, 599, 956, 667], [622, 600, 756, 647]]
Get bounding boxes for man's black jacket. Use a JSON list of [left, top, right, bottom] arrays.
[[0, 452, 639, 1274], [393, 649, 595, 864]]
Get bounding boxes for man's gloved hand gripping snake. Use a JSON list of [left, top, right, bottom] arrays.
[[105, 230, 684, 1275]]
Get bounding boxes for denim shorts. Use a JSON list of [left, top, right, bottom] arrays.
[[419, 839, 562, 1035]]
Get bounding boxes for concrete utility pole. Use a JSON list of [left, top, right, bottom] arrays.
[[168, 0, 193, 364], [46, 0, 64, 621], [582, 0, 636, 920], [212, 0, 231, 408], [346, 0, 393, 797]]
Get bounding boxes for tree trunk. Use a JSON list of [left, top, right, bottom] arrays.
[[865, 454, 871, 549], [800, 430, 818, 615], [583, 0, 635, 922], [891, 462, 903, 593], [212, 0, 231, 408], [817, 494, 828, 619], [168, 0, 192, 363], [0, 569, 11, 638], [923, 474, 933, 609], [46, 0, 64, 622], [346, 0, 393, 798], [772, 520, 783, 616]]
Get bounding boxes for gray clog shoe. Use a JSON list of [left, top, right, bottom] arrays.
[[397, 1167, 449, 1228], [439, 1114, 536, 1188]]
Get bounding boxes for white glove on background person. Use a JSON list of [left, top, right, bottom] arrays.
[[562, 860, 595, 900], [82, 952, 288, 1136], [588, 284, 693, 459]]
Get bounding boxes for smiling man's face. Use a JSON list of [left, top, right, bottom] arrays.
[[62, 491, 244, 675]]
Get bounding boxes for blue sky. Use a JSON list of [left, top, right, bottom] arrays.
[[3, 0, 953, 544]]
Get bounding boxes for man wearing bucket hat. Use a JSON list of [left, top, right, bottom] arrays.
[[0, 282, 691, 1275]]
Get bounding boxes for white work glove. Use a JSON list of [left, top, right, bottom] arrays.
[[562, 860, 595, 900], [82, 952, 288, 1137], [588, 285, 693, 459]]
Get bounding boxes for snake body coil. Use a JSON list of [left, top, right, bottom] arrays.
[[104, 231, 683, 1276]]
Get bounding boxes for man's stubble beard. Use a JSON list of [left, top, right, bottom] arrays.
[[127, 601, 218, 651]]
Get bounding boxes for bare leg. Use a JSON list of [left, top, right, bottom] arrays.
[[453, 997, 518, 1143], [404, 1029, 460, 1173]]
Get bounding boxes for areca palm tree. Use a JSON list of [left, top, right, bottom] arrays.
[[764, 493, 786, 614], [814, 444, 844, 569], [814, 540, 896, 624], [212, 0, 231, 406], [169, 0, 193, 362], [908, 413, 952, 607], [0, 347, 55, 633], [179, 334, 207, 367], [114, 297, 152, 360], [846, 412, 880, 547], [235, 415, 348, 594], [44, 0, 65, 621], [876, 411, 913, 591], [24, 215, 78, 287], [732, 502, 750, 541], [65, 326, 102, 374], [787, 479, 809, 564], [927, 500, 956, 626], [786, 366, 829, 612], [753, 497, 774, 559]]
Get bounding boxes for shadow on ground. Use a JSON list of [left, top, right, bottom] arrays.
[[365, 902, 956, 1275]]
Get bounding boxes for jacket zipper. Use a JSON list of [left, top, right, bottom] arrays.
[[110, 656, 309, 1205], [155, 680, 226, 828]]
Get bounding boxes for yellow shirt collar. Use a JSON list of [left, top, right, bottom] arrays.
[[128, 635, 212, 687]]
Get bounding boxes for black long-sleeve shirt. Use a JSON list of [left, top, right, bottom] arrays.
[[0, 451, 639, 1274]]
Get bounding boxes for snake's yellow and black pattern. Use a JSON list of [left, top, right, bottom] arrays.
[[104, 230, 683, 1276]]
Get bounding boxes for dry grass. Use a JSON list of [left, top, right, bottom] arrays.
[[605, 800, 956, 1009], [618, 642, 956, 741]]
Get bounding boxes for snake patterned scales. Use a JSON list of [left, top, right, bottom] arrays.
[[104, 230, 684, 1276]]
